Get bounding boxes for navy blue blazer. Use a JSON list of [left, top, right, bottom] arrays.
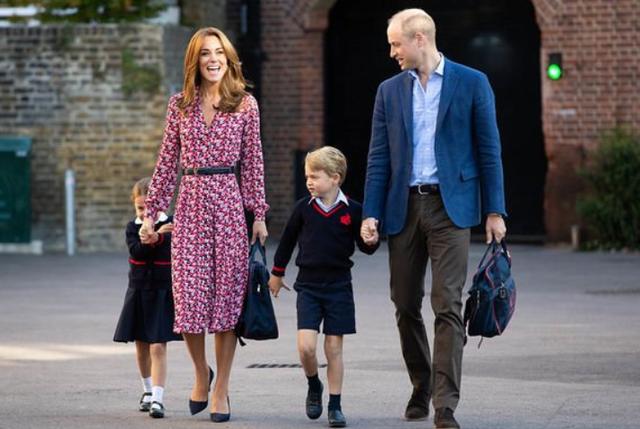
[[363, 59, 507, 235]]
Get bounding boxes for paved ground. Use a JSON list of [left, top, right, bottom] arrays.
[[1, 243, 639, 429]]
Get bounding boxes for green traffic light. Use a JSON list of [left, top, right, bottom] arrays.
[[547, 63, 563, 80]]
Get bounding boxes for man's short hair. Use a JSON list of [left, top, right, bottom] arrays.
[[389, 8, 436, 42], [305, 146, 348, 185]]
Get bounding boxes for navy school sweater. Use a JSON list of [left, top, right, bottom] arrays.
[[271, 196, 379, 283], [126, 217, 172, 289]]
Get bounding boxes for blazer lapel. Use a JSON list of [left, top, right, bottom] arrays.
[[400, 72, 414, 151], [436, 60, 460, 136]]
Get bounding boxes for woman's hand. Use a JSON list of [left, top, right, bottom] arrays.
[[251, 220, 268, 245], [139, 217, 155, 242]]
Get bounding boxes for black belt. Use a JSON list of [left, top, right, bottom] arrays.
[[182, 166, 235, 176], [409, 184, 440, 195]]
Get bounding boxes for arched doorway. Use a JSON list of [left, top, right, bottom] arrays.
[[325, 0, 546, 237]]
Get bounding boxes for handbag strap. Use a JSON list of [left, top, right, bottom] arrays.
[[477, 239, 511, 271], [249, 242, 267, 265]]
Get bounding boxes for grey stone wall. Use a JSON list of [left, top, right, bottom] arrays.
[[0, 24, 191, 252]]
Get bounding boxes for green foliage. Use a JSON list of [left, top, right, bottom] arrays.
[[576, 128, 640, 250], [121, 48, 161, 97], [5, 0, 167, 23]]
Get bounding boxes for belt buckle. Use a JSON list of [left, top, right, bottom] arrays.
[[417, 184, 428, 195], [193, 167, 200, 176]]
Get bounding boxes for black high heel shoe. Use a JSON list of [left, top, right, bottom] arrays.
[[189, 366, 214, 415], [210, 396, 230, 423]]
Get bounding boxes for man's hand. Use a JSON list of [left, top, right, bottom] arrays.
[[360, 217, 379, 246], [268, 275, 290, 298], [485, 213, 506, 243], [251, 220, 268, 245]]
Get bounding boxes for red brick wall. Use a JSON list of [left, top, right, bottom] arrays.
[[260, 0, 331, 235], [533, 0, 640, 241], [261, 0, 639, 242]]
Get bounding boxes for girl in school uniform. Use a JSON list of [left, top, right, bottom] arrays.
[[113, 177, 182, 418]]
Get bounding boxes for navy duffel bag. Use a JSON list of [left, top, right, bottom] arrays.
[[463, 240, 516, 340]]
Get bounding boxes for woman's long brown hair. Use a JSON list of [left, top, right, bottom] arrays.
[[178, 27, 250, 114]]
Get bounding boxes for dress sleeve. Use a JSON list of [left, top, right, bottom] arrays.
[[145, 95, 182, 221], [240, 96, 269, 221]]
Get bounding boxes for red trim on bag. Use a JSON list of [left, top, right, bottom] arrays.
[[129, 258, 147, 265], [153, 261, 171, 265], [272, 266, 285, 273], [483, 258, 503, 335]]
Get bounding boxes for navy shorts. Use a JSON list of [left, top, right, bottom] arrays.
[[294, 280, 356, 335]]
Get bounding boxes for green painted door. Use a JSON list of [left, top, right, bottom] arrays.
[[0, 137, 31, 243]]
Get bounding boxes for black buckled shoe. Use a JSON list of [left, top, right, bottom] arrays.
[[139, 392, 152, 412], [328, 409, 347, 428], [305, 381, 323, 420], [434, 407, 460, 429], [149, 401, 165, 418], [404, 389, 430, 421]]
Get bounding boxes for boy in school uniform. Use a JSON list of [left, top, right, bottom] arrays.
[[268, 146, 378, 428]]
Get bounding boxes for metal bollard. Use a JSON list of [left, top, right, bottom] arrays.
[[570, 224, 580, 250], [65, 169, 75, 256]]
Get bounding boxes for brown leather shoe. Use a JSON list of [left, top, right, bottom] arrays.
[[404, 390, 430, 421], [434, 407, 460, 429]]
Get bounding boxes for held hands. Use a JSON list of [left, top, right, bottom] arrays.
[[139, 217, 159, 245], [251, 220, 268, 245], [268, 274, 291, 298], [360, 217, 380, 246], [157, 223, 174, 234], [486, 214, 507, 243]]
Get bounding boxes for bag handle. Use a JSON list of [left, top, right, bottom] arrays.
[[477, 239, 511, 270], [249, 241, 267, 265]]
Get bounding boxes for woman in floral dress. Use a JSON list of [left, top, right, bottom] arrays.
[[141, 27, 268, 421]]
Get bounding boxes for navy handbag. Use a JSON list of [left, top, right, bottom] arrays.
[[235, 242, 279, 346], [463, 240, 516, 341]]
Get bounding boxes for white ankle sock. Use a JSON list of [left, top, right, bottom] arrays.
[[151, 385, 164, 404], [141, 377, 152, 393]]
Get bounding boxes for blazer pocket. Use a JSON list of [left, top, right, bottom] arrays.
[[460, 164, 479, 181]]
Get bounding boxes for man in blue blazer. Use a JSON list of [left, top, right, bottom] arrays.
[[361, 9, 507, 429]]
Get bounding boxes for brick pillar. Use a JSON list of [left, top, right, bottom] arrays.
[[260, 0, 336, 236]]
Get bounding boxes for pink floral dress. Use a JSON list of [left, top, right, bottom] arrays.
[[145, 92, 268, 334]]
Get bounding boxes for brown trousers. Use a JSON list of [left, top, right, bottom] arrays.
[[388, 193, 469, 411]]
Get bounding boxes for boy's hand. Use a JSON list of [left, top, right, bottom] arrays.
[[157, 223, 174, 234], [361, 217, 379, 245], [268, 275, 290, 298]]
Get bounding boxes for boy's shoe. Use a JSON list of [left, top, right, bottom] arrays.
[[434, 407, 460, 429], [149, 401, 165, 418], [139, 392, 152, 412], [305, 381, 323, 419], [328, 409, 347, 428]]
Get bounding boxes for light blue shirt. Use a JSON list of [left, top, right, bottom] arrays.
[[309, 188, 349, 212], [408, 55, 445, 186]]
